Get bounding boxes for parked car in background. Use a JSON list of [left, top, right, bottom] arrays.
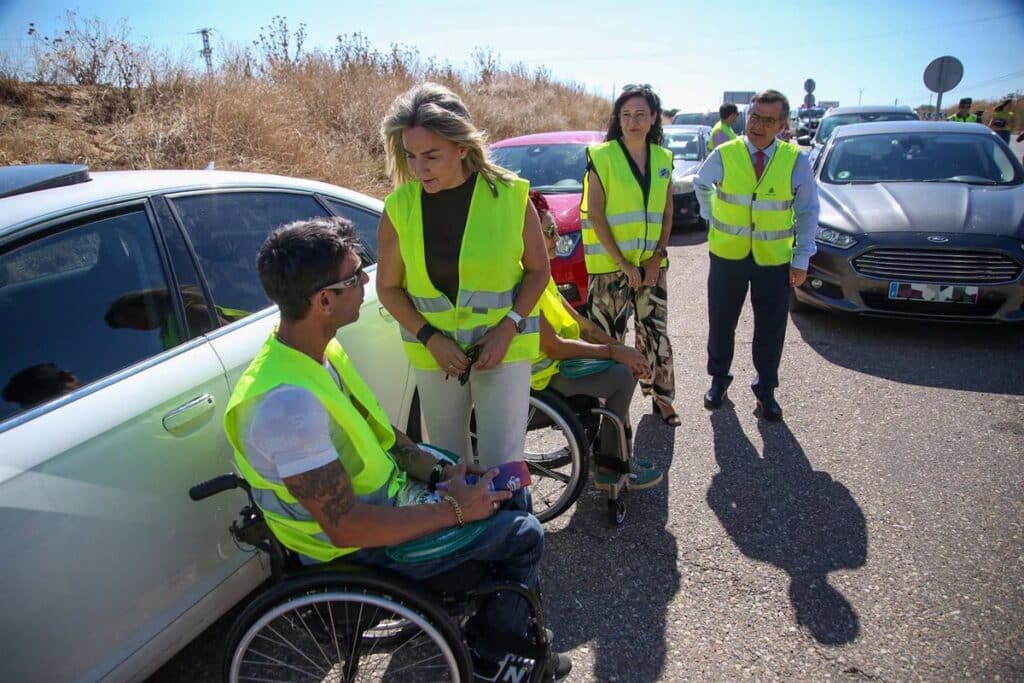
[[0, 165, 417, 682], [662, 124, 712, 229], [672, 109, 746, 135], [805, 104, 921, 163], [796, 122, 1024, 323], [795, 106, 827, 138], [491, 131, 600, 309]]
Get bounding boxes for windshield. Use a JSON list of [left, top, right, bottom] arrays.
[[672, 112, 717, 126], [664, 132, 702, 161], [799, 107, 826, 120], [490, 143, 587, 193], [822, 132, 1022, 185], [816, 112, 919, 143]]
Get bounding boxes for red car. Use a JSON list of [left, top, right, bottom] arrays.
[[490, 131, 603, 310]]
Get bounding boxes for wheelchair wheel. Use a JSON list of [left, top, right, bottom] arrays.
[[224, 571, 472, 682], [523, 390, 589, 523]]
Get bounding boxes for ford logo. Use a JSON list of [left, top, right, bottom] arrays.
[[927, 236, 949, 243]]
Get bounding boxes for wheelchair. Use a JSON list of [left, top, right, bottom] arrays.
[[521, 387, 633, 525], [189, 474, 553, 683]]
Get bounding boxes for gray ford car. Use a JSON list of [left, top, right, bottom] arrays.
[[794, 121, 1024, 323]]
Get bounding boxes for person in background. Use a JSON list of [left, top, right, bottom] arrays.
[[581, 84, 680, 428], [693, 89, 820, 423], [709, 102, 740, 152], [989, 99, 1013, 143], [376, 82, 550, 488], [529, 190, 663, 490], [948, 97, 977, 122]]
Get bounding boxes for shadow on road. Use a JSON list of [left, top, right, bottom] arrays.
[[669, 226, 707, 248], [542, 413, 679, 681], [707, 406, 866, 645], [792, 311, 1024, 395]]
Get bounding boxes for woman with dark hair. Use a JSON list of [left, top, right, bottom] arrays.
[[580, 84, 679, 427]]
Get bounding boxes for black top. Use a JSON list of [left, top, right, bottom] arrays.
[[421, 173, 476, 304]]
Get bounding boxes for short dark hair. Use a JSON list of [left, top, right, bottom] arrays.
[[751, 89, 790, 120], [958, 97, 972, 107], [256, 216, 362, 321], [719, 103, 738, 119]]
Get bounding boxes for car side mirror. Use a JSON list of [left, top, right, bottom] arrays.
[[796, 135, 812, 146]]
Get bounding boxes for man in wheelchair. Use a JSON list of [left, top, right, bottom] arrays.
[[223, 217, 571, 681], [530, 192, 664, 490]]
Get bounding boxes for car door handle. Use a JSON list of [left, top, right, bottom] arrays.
[[378, 306, 394, 322], [163, 393, 216, 434]]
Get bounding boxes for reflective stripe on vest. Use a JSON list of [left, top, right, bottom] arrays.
[[709, 138, 799, 266], [384, 175, 540, 370], [580, 141, 672, 274], [708, 119, 738, 152], [224, 333, 406, 562], [530, 277, 580, 390]]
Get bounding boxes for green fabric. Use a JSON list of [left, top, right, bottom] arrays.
[[580, 141, 672, 274], [710, 138, 799, 266], [558, 358, 617, 378], [224, 333, 405, 561], [385, 175, 539, 370]]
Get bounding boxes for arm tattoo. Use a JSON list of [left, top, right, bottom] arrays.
[[284, 461, 356, 528], [390, 441, 426, 473]]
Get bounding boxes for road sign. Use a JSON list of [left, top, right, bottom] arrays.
[[923, 56, 963, 120], [804, 79, 816, 93]]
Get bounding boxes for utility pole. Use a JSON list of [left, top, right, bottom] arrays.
[[194, 28, 214, 76], [857, 87, 864, 105]]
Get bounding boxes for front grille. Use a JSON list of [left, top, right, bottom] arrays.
[[852, 248, 1022, 284]]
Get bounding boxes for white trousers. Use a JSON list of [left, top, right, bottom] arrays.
[[414, 361, 531, 468]]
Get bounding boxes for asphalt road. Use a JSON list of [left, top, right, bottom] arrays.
[[152, 143, 1024, 682]]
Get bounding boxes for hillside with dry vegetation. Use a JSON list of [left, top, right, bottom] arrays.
[[0, 14, 610, 199]]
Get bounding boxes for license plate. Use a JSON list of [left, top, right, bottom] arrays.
[[887, 282, 979, 304]]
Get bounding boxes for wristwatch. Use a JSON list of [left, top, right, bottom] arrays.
[[654, 247, 668, 258], [428, 461, 447, 491], [504, 310, 527, 333]]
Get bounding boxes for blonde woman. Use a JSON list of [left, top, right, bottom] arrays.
[[377, 82, 550, 479]]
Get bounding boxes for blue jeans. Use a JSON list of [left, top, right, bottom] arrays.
[[347, 498, 542, 644]]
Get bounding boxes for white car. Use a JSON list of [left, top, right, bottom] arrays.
[[0, 166, 416, 682]]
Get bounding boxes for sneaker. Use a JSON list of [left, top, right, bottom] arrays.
[[471, 650, 536, 683], [544, 651, 573, 682], [593, 459, 663, 491]]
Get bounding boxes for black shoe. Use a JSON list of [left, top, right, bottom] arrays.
[[753, 388, 783, 422], [703, 376, 733, 410], [471, 649, 571, 683]]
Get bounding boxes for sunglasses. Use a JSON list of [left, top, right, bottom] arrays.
[[542, 221, 559, 239], [458, 345, 481, 386], [622, 83, 652, 92], [316, 265, 365, 296]]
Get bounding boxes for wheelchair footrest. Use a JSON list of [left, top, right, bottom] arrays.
[[593, 453, 630, 473]]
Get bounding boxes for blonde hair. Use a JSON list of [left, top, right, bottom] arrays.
[[380, 82, 515, 194]]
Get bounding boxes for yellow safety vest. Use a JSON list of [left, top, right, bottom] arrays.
[[224, 333, 405, 561], [947, 113, 978, 123], [710, 138, 799, 266], [530, 277, 581, 390], [708, 119, 738, 152], [385, 175, 540, 370], [580, 141, 672, 274]]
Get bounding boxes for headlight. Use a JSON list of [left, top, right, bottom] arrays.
[[671, 175, 695, 195], [815, 225, 858, 249], [554, 230, 580, 257]]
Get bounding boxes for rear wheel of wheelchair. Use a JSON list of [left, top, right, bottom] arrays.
[[224, 571, 472, 682], [524, 390, 589, 523]]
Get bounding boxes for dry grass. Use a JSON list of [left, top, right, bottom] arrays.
[[0, 37, 610, 198]]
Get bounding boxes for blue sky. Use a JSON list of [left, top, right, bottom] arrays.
[[1, 0, 1022, 112]]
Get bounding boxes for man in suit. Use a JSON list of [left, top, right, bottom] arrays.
[[693, 89, 819, 422]]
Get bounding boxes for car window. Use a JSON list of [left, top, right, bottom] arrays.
[[322, 197, 379, 264], [169, 191, 331, 317], [817, 112, 919, 143], [823, 133, 1021, 184], [490, 144, 588, 193], [0, 210, 173, 422], [664, 133, 701, 161]]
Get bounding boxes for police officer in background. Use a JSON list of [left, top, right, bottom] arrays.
[[693, 89, 819, 422], [947, 97, 977, 122], [709, 102, 739, 152]]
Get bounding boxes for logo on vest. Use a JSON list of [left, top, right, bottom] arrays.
[[659, 167, 669, 178], [767, 187, 775, 195]]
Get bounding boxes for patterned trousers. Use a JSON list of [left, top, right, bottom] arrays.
[[587, 268, 676, 407]]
